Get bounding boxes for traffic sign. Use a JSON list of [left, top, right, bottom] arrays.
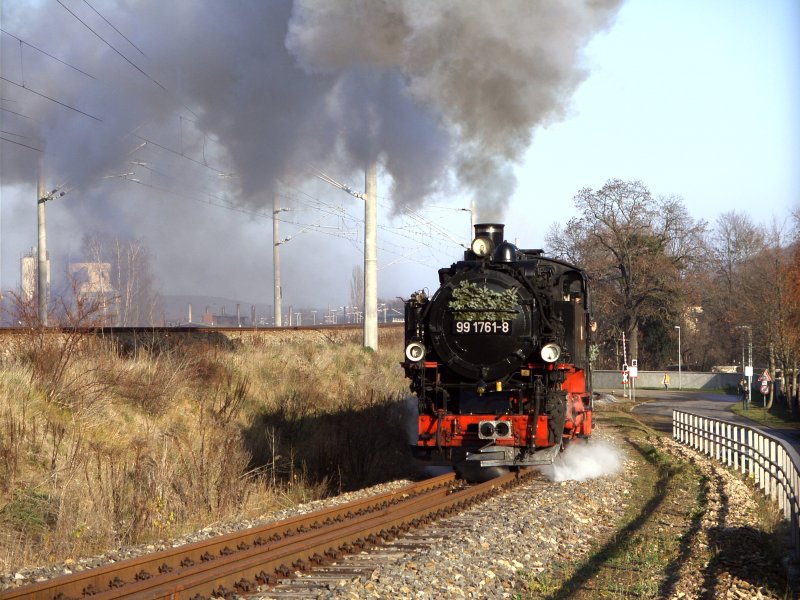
[[628, 365, 638, 378], [758, 369, 772, 382], [760, 381, 769, 394]]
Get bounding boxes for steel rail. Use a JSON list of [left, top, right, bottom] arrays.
[[96, 468, 527, 600], [1, 473, 456, 600]]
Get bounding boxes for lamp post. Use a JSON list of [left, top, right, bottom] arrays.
[[674, 325, 682, 390]]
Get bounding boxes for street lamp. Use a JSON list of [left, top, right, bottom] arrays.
[[674, 325, 682, 390]]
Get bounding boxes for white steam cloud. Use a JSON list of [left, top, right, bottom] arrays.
[[539, 439, 624, 482]]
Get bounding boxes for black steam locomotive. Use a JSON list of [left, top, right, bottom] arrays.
[[402, 223, 593, 476]]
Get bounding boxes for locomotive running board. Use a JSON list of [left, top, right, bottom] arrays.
[[464, 444, 561, 467]]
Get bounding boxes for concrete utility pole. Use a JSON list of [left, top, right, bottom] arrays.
[[363, 163, 378, 350], [273, 196, 282, 327], [314, 163, 379, 350], [37, 174, 48, 326]]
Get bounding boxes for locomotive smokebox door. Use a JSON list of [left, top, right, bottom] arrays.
[[427, 271, 535, 381]]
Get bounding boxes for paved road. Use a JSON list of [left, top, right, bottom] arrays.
[[599, 387, 800, 463]]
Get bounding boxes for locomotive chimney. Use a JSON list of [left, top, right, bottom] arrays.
[[474, 223, 505, 248]]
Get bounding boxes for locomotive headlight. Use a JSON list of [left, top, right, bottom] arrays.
[[540, 343, 561, 363], [494, 421, 511, 438], [405, 341, 426, 362], [471, 236, 494, 257], [479, 421, 496, 438]]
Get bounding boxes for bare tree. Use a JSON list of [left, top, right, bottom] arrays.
[[349, 265, 364, 314], [82, 233, 162, 326], [547, 179, 706, 368], [686, 212, 768, 369], [736, 222, 799, 410], [710, 211, 766, 295]]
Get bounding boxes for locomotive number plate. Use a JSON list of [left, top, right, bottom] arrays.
[[453, 320, 512, 335]]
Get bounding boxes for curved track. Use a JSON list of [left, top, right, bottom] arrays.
[[2, 469, 534, 600]]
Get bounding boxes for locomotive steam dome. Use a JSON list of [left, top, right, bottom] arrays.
[[427, 268, 536, 381]]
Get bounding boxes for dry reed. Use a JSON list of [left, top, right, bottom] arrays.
[[0, 327, 410, 572]]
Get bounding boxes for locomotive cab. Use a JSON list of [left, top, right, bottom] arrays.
[[403, 223, 593, 475]]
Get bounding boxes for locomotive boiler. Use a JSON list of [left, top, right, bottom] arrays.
[[402, 223, 593, 477]]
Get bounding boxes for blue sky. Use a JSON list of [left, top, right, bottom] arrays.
[[502, 0, 799, 248]]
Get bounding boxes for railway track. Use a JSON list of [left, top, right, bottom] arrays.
[[2, 469, 534, 600]]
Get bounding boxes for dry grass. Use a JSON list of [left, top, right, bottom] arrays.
[[0, 327, 409, 572]]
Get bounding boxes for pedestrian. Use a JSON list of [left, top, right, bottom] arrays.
[[663, 372, 670, 390], [739, 377, 748, 409]]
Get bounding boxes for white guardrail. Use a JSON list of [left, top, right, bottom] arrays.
[[673, 410, 800, 560]]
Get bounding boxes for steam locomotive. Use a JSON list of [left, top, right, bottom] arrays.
[[402, 223, 593, 478]]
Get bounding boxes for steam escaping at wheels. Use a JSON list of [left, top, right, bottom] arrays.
[[402, 223, 594, 482], [539, 438, 624, 483]]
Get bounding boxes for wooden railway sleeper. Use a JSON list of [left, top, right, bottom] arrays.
[[233, 577, 254, 592], [255, 570, 276, 585], [291, 558, 306, 570], [210, 583, 234, 599]]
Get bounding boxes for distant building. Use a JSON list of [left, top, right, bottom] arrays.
[[68, 262, 117, 318], [201, 306, 248, 327], [20, 247, 49, 302]]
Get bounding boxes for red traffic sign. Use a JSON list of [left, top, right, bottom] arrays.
[[760, 381, 769, 394], [758, 369, 772, 382]]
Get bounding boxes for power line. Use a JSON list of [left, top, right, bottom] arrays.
[[0, 129, 28, 138], [133, 133, 227, 176], [55, 0, 165, 91], [0, 76, 103, 121], [81, 0, 146, 58], [0, 136, 42, 152], [0, 28, 96, 80], [0, 105, 40, 122]]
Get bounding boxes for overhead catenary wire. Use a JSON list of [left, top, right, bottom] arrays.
[[0, 28, 96, 80], [0, 136, 42, 152], [133, 134, 228, 176], [0, 129, 28, 138], [126, 157, 348, 223], [55, 0, 165, 91], [54, 0, 201, 121], [0, 76, 103, 121], [113, 163, 450, 268], [81, 0, 146, 58]]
